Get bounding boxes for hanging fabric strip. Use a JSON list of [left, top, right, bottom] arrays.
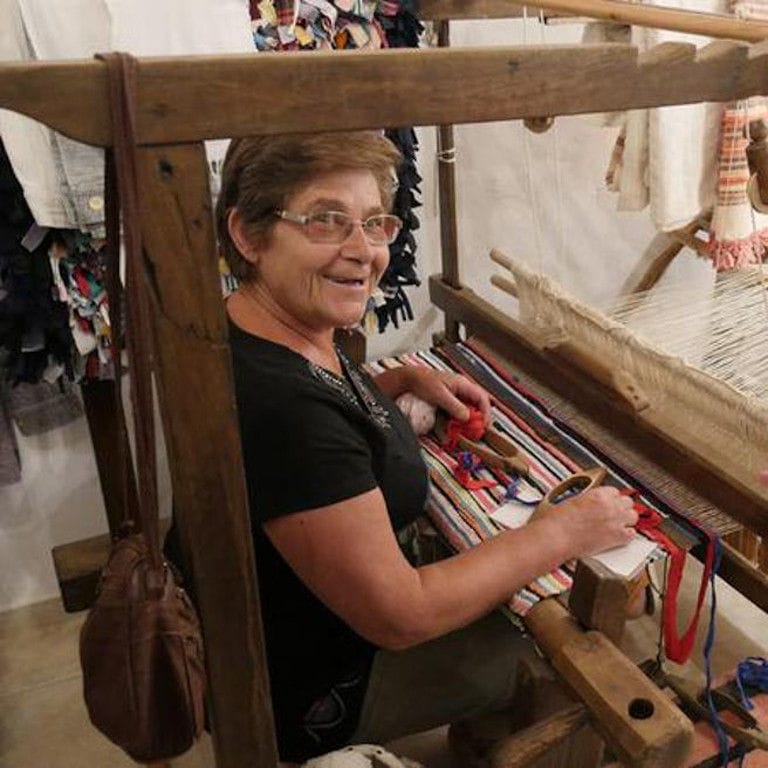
[[633, 495, 715, 664]]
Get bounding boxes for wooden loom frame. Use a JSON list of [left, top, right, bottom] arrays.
[[422, 2, 768, 614], [2, 7, 768, 767]]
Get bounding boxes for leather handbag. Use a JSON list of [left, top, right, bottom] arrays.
[[79, 52, 206, 762]]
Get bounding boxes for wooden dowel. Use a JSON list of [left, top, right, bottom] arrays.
[[625, 239, 684, 296], [525, 0, 768, 41], [419, 0, 768, 36], [491, 273, 519, 298], [671, 229, 709, 256], [490, 248, 515, 273]]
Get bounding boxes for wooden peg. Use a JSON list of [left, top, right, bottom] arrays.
[[523, 116, 556, 133]]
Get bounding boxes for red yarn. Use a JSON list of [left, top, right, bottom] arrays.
[[444, 406, 486, 450], [442, 407, 497, 491]]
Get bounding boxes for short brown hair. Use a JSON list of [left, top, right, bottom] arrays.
[[216, 131, 401, 281]]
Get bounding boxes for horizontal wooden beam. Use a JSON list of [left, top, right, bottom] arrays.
[[2, 40, 768, 146], [0, 60, 110, 146], [428, 276, 768, 541]]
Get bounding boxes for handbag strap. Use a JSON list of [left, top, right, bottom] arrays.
[[98, 51, 162, 575]]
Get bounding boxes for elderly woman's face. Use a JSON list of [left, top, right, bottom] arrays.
[[248, 168, 390, 332]]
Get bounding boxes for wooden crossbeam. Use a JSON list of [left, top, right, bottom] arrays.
[[2, 41, 768, 147]]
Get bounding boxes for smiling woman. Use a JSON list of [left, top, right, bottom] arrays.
[[195, 130, 639, 764]]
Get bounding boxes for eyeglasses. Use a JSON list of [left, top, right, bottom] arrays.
[[275, 209, 402, 245]]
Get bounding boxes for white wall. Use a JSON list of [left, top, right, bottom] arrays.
[[1, 18, 712, 611]]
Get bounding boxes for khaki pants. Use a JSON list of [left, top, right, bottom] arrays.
[[350, 611, 537, 746]]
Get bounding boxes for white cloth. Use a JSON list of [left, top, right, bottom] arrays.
[[592, 0, 726, 232], [17, 0, 110, 232], [106, 0, 253, 54], [0, 0, 95, 229], [0, 0, 253, 231]]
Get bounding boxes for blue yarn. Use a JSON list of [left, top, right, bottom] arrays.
[[702, 536, 733, 768], [735, 656, 768, 711], [457, 451, 480, 471]]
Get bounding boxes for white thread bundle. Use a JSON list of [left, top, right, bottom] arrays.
[[608, 267, 768, 400], [490, 250, 768, 500]]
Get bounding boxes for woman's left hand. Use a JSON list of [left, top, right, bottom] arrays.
[[405, 367, 492, 427]]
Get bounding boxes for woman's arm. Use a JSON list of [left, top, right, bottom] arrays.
[[373, 366, 492, 426], [263, 485, 636, 651]]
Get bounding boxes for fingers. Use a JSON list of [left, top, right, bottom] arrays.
[[760, 469, 768, 487], [403, 368, 492, 426], [436, 390, 470, 422], [556, 486, 639, 556], [587, 486, 638, 526], [441, 374, 492, 426]]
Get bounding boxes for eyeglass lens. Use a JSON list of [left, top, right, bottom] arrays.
[[306, 212, 400, 244]]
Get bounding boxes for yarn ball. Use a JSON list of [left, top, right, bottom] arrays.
[[395, 392, 437, 435]]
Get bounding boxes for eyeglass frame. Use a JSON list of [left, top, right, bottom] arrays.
[[274, 209, 402, 245]]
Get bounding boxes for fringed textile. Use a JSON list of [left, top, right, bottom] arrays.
[[707, 99, 768, 271]]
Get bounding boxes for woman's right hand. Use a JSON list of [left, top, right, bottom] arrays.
[[533, 486, 638, 558]]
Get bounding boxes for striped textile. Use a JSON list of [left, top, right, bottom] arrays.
[[707, 0, 768, 270], [368, 342, 682, 617], [708, 98, 768, 270]]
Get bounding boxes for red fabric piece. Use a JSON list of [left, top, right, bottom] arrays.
[[454, 452, 497, 491], [444, 407, 486, 450], [630, 493, 715, 664], [443, 408, 497, 490], [74, 267, 91, 299]]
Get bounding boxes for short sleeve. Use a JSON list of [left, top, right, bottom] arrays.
[[240, 393, 378, 522]]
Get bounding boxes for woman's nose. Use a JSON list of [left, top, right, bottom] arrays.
[[339, 222, 375, 259]]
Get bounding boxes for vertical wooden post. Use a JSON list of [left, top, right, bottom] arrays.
[[436, 20, 462, 342], [80, 378, 139, 534], [135, 143, 279, 768]]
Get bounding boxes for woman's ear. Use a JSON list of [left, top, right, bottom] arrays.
[[227, 208, 259, 266]]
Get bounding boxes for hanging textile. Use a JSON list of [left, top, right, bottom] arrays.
[[249, 0, 423, 333], [706, 0, 768, 270], [590, 0, 725, 232]]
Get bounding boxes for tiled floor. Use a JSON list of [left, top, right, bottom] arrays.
[[1, 559, 765, 768]]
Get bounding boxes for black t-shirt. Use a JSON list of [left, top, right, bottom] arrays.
[[229, 323, 429, 762]]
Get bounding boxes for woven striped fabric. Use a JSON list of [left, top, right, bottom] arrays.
[[707, 0, 768, 270], [368, 341, 682, 617], [708, 98, 768, 270]]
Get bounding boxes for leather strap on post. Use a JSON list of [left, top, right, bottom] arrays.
[[98, 52, 162, 576]]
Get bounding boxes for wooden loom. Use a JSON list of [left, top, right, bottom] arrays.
[[2, 5, 768, 766], [424, 0, 768, 610]]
